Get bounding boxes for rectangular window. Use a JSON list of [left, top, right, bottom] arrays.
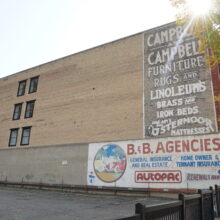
[[12, 103, 23, 120], [17, 80, 27, 96], [21, 127, 31, 145], [25, 100, 35, 118], [29, 76, 39, 93], [8, 128, 19, 147]]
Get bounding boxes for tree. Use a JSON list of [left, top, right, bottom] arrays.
[[170, 0, 220, 69]]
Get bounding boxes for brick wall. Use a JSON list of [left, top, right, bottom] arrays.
[[0, 34, 143, 148]]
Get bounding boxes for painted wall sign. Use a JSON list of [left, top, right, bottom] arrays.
[[87, 134, 220, 189], [144, 22, 217, 138]]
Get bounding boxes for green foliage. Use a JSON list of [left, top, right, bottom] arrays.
[[170, 0, 220, 68]]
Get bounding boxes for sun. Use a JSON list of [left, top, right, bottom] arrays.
[[186, 0, 212, 16]]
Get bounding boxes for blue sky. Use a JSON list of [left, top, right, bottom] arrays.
[[0, 0, 176, 78]]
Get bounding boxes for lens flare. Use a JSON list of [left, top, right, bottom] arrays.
[[186, 0, 212, 16]]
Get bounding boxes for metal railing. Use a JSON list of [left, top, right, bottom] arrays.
[[136, 201, 182, 220], [112, 215, 141, 220], [179, 193, 201, 220], [215, 185, 220, 217], [112, 186, 220, 220], [199, 189, 215, 220]]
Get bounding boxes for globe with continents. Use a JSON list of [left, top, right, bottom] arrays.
[[94, 144, 127, 183]]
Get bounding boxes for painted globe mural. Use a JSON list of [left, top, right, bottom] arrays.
[[94, 144, 127, 183]]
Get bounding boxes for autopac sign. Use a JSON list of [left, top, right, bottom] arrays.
[[144, 22, 217, 138], [87, 134, 220, 189], [135, 170, 182, 183]]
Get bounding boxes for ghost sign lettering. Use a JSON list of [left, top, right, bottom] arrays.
[[144, 22, 217, 138], [88, 134, 220, 189]]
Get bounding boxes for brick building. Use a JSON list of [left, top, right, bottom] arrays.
[[0, 22, 219, 149], [0, 22, 220, 190], [0, 30, 143, 148]]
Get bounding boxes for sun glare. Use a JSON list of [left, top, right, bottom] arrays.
[[186, 0, 212, 16]]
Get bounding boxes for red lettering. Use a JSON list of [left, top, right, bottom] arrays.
[[162, 173, 167, 180], [191, 139, 199, 152], [166, 141, 174, 153], [127, 144, 135, 155], [200, 139, 204, 151], [175, 141, 181, 152], [176, 173, 180, 181], [155, 173, 162, 181], [204, 139, 211, 151], [156, 142, 165, 153], [213, 138, 220, 151], [135, 171, 182, 183], [142, 143, 151, 154], [136, 173, 143, 181], [182, 140, 190, 152], [168, 173, 174, 181]]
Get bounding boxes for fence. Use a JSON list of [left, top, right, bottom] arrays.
[[216, 185, 220, 217], [112, 185, 220, 220]]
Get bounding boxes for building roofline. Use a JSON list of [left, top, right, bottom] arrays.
[[1, 21, 176, 80]]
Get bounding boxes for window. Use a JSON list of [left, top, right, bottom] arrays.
[[17, 80, 27, 96], [21, 127, 31, 145], [8, 128, 19, 147], [12, 103, 22, 120], [29, 76, 39, 93], [25, 100, 35, 118]]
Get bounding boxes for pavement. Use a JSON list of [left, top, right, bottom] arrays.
[[0, 187, 173, 220]]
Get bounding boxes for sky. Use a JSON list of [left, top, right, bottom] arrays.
[[0, 0, 176, 78]]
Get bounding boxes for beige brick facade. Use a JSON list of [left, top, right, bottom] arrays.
[[1, 22, 219, 149], [0, 33, 143, 148]]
